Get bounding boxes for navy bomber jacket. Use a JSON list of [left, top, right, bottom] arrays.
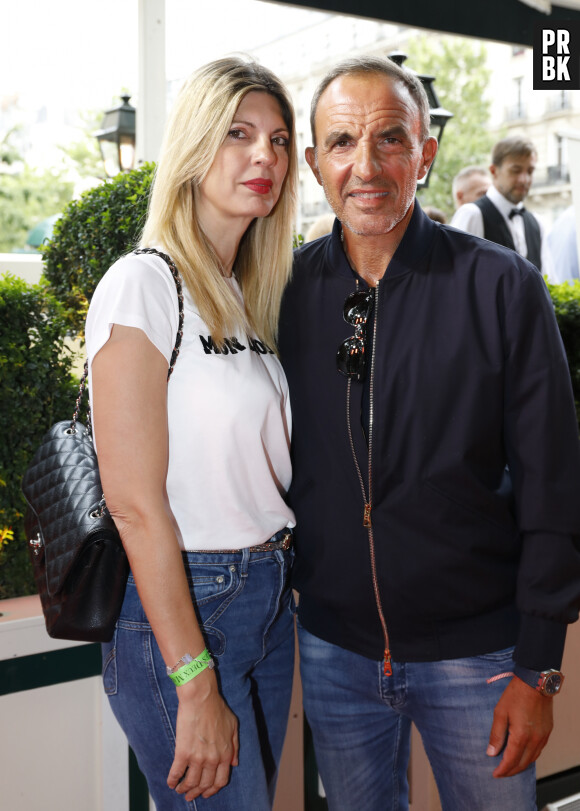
[[279, 202, 580, 671]]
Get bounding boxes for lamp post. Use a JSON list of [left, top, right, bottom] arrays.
[[388, 53, 453, 189], [95, 94, 136, 178]]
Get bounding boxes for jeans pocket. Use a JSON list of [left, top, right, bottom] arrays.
[[475, 647, 516, 686], [187, 562, 239, 605], [187, 562, 244, 655], [475, 645, 515, 663], [102, 633, 118, 696]]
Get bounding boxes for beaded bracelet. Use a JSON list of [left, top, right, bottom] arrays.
[[167, 648, 214, 686]]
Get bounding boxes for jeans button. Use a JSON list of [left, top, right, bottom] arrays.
[[216, 575, 224, 584], [229, 565, 236, 573]]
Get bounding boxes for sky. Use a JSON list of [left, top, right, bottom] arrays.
[[2, 0, 325, 119], [4, 1, 135, 109], [0, 0, 327, 170]]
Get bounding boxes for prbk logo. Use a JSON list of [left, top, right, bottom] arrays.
[[534, 22, 580, 89]]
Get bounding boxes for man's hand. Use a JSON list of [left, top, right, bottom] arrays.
[[487, 676, 553, 777]]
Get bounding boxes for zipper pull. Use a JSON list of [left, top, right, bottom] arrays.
[[383, 649, 392, 676], [363, 502, 372, 527]]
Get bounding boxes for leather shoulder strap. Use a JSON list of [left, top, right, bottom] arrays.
[[133, 248, 184, 379], [75, 249, 185, 430]]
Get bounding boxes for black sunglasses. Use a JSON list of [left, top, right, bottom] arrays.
[[336, 289, 375, 381]]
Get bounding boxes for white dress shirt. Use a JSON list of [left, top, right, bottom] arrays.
[[547, 206, 579, 283], [450, 186, 554, 280]]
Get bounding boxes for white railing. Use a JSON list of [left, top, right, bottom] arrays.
[[0, 595, 150, 811], [0, 253, 43, 284]]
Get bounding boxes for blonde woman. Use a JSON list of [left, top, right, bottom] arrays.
[[86, 58, 298, 809]]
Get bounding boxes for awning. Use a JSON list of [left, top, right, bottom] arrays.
[[271, 0, 580, 46], [26, 214, 60, 250]]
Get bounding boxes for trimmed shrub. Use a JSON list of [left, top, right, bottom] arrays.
[[42, 163, 155, 337], [0, 274, 78, 599], [547, 279, 580, 429]]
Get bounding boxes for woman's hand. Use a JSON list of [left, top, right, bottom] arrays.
[[168, 668, 239, 800]]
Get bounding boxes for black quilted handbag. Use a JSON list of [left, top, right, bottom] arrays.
[[22, 248, 184, 642]]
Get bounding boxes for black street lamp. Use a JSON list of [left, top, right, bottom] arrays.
[[95, 94, 136, 178], [388, 53, 453, 189]]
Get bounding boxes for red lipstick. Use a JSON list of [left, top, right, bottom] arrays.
[[244, 178, 273, 194]]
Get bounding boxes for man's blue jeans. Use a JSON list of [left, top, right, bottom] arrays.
[[102, 546, 295, 810], [298, 621, 537, 811]]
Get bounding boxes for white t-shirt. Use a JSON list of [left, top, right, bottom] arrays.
[[85, 250, 295, 551]]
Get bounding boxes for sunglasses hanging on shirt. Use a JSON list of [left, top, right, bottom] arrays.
[[336, 288, 375, 382]]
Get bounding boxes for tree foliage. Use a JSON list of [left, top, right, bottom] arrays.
[[0, 166, 74, 253], [57, 108, 106, 180], [0, 127, 22, 167], [42, 162, 155, 337], [406, 35, 496, 218], [0, 105, 106, 254]]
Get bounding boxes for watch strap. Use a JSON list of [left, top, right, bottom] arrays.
[[513, 665, 543, 690], [514, 665, 564, 695]]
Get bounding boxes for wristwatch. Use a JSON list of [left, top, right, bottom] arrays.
[[514, 665, 565, 696]]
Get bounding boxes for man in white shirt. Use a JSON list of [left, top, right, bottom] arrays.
[[548, 205, 579, 283], [451, 165, 490, 209], [451, 136, 553, 277]]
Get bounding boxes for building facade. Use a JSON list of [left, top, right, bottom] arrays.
[[253, 18, 579, 235]]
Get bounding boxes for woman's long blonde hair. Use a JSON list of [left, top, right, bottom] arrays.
[[141, 57, 298, 349]]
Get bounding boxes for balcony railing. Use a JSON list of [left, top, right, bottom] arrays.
[[545, 92, 572, 113], [505, 104, 527, 122], [302, 200, 331, 218], [533, 165, 571, 187]]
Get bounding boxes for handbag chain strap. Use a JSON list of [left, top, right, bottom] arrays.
[[71, 247, 185, 436]]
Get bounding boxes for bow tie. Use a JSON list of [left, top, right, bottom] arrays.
[[509, 207, 525, 219]]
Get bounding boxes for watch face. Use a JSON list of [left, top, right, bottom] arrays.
[[543, 673, 563, 695]]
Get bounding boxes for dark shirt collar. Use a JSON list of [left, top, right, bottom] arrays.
[[325, 199, 438, 283]]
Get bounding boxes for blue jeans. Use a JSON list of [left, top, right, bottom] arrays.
[[298, 622, 537, 811], [102, 545, 295, 810]]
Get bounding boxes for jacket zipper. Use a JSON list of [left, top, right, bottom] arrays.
[[346, 279, 392, 675]]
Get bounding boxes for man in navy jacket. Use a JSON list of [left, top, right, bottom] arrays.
[[279, 55, 580, 811]]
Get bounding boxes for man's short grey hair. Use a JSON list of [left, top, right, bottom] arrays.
[[309, 55, 431, 146], [451, 165, 490, 200]]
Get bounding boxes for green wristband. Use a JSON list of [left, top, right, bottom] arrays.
[[168, 648, 214, 686]]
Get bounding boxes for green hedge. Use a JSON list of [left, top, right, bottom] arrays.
[[0, 275, 78, 599], [547, 279, 580, 427], [42, 163, 155, 338]]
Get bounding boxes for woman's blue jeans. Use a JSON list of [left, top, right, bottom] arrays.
[[102, 546, 295, 810], [298, 622, 537, 811]]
